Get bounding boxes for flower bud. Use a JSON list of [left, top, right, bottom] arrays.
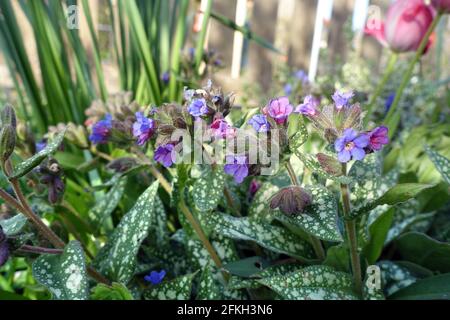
[[107, 157, 138, 173], [270, 186, 312, 216], [1, 104, 17, 129], [316, 153, 342, 176], [0, 125, 16, 163], [0, 226, 9, 267]]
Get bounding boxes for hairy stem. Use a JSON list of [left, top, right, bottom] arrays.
[[384, 13, 443, 138], [285, 161, 325, 261], [340, 164, 362, 296]]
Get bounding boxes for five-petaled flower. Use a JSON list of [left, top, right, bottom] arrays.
[[210, 119, 236, 139], [334, 128, 369, 163], [248, 114, 271, 133], [89, 114, 113, 144], [133, 112, 155, 146], [263, 97, 293, 125], [295, 95, 319, 115], [188, 98, 209, 117], [154, 144, 177, 168], [367, 126, 389, 152], [224, 155, 249, 184], [332, 90, 354, 110], [144, 270, 166, 285]]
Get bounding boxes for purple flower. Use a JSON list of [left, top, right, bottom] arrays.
[[210, 119, 235, 139], [385, 93, 395, 113], [133, 112, 155, 146], [89, 114, 112, 144], [248, 114, 270, 133], [0, 227, 9, 267], [367, 126, 389, 151], [284, 83, 293, 95], [36, 139, 48, 153], [154, 144, 177, 168], [295, 70, 309, 84], [161, 72, 170, 85], [144, 270, 166, 285], [332, 90, 355, 110], [295, 95, 319, 115], [249, 180, 261, 197], [188, 98, 209, 117], [334, 128, 369, 163], [263, 97, 293, 125], [224, 155, 249, 184]]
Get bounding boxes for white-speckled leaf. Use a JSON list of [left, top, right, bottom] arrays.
[[274, 185, 342, 242], [196, 265, 222, 300], [143, 272, 196, 300], [192, 166, 226, 211], [258, 265, 358, 300], [32, 241, 88, 300], [89, 178, 126, 226], [205, 213, 314, 261], [150, 196, 169, 246], [378, 261, 418, 297], [11, 129, 66, 179], [426, 146, 450, 185], [0, 214, 27, 236], [249, 182, 281, 219], [93, 181, 159, 283], [289, 124, 308, 150]]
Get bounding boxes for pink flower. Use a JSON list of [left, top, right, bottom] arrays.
[[263, 97, 293, 125], [210, 119, 236, 139], [367, 126, 389, 151], [432, 0, 450, 13], [364, 0, 435, 53]]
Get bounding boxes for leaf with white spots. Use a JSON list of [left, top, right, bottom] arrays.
[[93, 181, 159, 284], [143, 272, 196, 300], [274, 185, 342, 242], [258, 265, 358, 300], [196, 265, 222, 300], [88, 178, 126, 227], [10, 129, 66, 179], [204, 213, 314, 261], [378, 261, 419, 297], [192, 166, 226, 211], [0, 214, 27, 236], [32, 241, 88, 300], [289, 123, 309, 150], [426, 146, 450, 184], [149, 196, 169, 247]]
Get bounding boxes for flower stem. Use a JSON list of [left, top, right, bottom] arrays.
[[384, 13, 443, 138], [285, 160, 325, 261], [340, 163, 362, 296], [363, 53, 398, 126], [18, 245, 63, 255]]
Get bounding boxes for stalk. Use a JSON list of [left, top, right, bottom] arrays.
[[285, 160, 325, 260], [340, 164, 362, 296], [384, 13, 443, 138]]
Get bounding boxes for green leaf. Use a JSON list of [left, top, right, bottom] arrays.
[[205, 213, 314, 261], [350, 183, 434, 219], [259, 265, 358, 300], [274, 185, 342, 242], [88, 177, 126, 227], [378, 261, 420, 297], [223, 257, 270, 278], [143, 272, 196, 300], [363, 208, 394, 264], [10, 129, 66, 179], [0, 214, 27, 236], [289, 124, 308, 150], [150, 196, 169, 247], [426, 146, 450, 184], [32, 241, 89, 300], [389, 273, 450, 300], [395, 232, 450, 273], [93, 181, 159, 283], [196, 265, 221, 300], [324, 244, 350, 273], [91, 283, 134, 300], [192, 166, 226, 211]]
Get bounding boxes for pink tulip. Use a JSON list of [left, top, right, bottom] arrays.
[[432, 0, 450, 13], [365, 0, 435, 53]]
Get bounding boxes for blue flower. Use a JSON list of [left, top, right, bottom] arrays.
[[295, 95, 319, 115], [89, 114, 113, 144], [385, 93, 395, 113], [248, 114, 270, 133], [295, 70, 309, 84], [132, 112, 155, 146], [283, 83, 293, 96], [161, 72, 170, 85], [188, 98, 209, 117], [154, 144, 176, 168], [332, 90, 355, 109], [224, 155, 249, 184], [36, 139, 48, 153], [144, 270, 166, 285], [334, 128, 369, 163]]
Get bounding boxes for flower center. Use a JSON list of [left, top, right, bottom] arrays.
[[345, 141, 355, 150]]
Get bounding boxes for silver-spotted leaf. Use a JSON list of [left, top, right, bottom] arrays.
[[426, 146, 450, 184], [0, 214, 27, 236], [192, 166, 226, 211], [143, 272, 196, 300]]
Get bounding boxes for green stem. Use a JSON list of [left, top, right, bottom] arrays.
[[364, 53, 398, 126], [384, 13, 443, 138], [340, 164, 362, 296], [285, 161, 325, 261]]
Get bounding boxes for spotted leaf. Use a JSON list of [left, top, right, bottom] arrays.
[[143, 272, 196, 300], [0, 214, 27, 236], [426, 146, 450, 185], [192, 166, 226, 211]]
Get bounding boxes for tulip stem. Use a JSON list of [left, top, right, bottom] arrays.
[[384, 12, 443, 138], [340, 163, 362, 297], [285, 160, 325, 261], [364, 53, 398, 126]]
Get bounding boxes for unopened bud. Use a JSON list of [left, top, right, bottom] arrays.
[[0, 125, 16, 163], [1, 104, 17, 129], [270, 186, 312, 216], [316, 153, 342, 176]]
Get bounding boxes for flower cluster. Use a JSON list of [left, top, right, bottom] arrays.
[[36, 158, 65, 205]]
